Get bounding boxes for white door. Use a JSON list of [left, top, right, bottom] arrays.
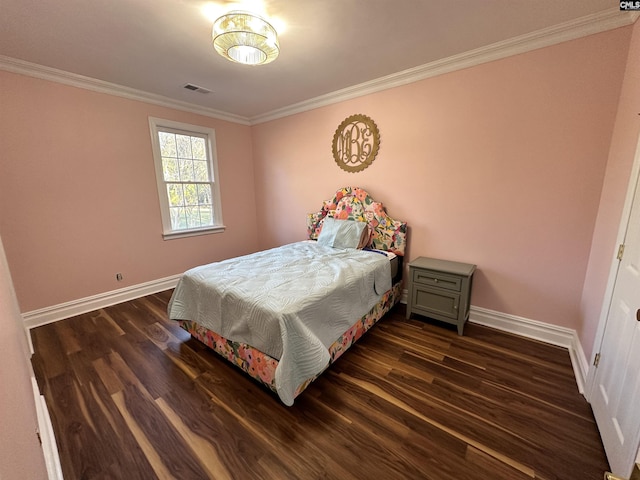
[[590, 139, 640, 477]]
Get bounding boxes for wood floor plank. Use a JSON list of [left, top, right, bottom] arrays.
[[65, 311, 117, 361], [110, 334, 175, 400], [31, 292, 609, 479], [197, 372, 363, 479], [111, 390, 173, 480], [45, 372, 120, 478], [310, 377, 465, 478], [335, 367, 538, 478], [87, 381, 159, 480], [155, 397, 234, 480], [118, 384, 211, 479], [31, 322, 69, 380]]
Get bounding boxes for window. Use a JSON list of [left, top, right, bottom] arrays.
[[149, 117, 224, 239]]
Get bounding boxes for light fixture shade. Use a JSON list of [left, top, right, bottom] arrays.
[[212, 11, 279, 66]]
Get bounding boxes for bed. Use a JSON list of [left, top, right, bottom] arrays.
[[168, 186, 407, 405]]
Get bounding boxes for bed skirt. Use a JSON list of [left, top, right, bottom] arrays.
[[177, 281, 402, 401]]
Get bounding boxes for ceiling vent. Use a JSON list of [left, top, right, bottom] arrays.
[[183, 83, 212, 94]]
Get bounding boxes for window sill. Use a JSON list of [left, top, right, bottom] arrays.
[[162, 225, 226, 240]]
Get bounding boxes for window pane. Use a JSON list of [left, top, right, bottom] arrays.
[[162, 157, 179, 181], [159, 132, 177, 157], [193, 160, 209, 182], [191, 137, 206, 160], [176, 134, 192, 159], [183, 184, 198, 206], [179, 159, 195, 182], [170, 207, 186, 230], [197, 184, 212, 205], [166, 184, 184, 207], [185, 206, 200, 228], [199, 205, 213, 226]]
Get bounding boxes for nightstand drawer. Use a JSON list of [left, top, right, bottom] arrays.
[[412, 269, 462, 292], [412, 286, 459, 319]]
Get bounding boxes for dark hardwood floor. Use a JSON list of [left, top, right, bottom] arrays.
[[31, 290, 609, 479]]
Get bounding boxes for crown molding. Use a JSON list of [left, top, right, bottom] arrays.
[[1, 9, 637, 127], [250, 8, 640, 124], [0, 55, 251, 126]]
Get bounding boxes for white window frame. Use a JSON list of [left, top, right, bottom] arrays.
[[149, 117, 224, 240]]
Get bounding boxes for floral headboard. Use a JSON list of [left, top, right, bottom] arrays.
[[307, 186, 407, 256]]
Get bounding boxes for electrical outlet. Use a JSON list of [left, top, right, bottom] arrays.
[[116, 273, 123, 281]]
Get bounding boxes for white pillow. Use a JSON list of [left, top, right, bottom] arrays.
[[317, 217, 369, 249]]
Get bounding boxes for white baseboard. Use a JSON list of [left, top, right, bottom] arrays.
[[32, 377, 63, 480], [23, 274, 181, 330], [569, 333, 590, 395], [469, 305, 574, 347]]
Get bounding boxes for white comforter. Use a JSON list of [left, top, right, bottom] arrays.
[[168, 241, 392, 405]]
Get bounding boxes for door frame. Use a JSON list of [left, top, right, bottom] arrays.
[[585, 133, 640, 400]]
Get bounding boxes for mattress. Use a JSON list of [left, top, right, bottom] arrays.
[[365, 247, 398, 279]]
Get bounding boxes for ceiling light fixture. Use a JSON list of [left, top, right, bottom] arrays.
[[212, 11, 279, 66]]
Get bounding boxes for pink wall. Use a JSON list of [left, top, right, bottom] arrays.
[[252, 27, 632, 331], [580, 19, 640, 359], [0, 24, 636, 348], [0, 235, 48, 479], [0, 72, 259, 312]]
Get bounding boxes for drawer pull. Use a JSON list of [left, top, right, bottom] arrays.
[[412, 269, 463, 292]]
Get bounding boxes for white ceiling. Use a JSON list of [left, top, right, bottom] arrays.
[[0, 1, 633, 122]]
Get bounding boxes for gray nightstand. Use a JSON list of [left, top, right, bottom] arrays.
[[406, 257, 476, 335]]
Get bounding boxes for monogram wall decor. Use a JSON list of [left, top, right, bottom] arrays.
[[332, 114, 380, 173]]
